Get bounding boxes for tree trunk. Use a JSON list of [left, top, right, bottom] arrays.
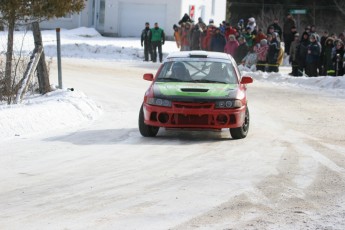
[[4, 12, 15, 103], [32, 21, 51, 94]]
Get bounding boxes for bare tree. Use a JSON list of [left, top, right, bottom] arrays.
[[333, 0, 345, 16]]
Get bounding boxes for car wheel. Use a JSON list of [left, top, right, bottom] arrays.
[[139, 104, 159, 137], [230, 107, 249, 139]]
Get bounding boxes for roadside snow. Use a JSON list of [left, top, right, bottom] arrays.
[[0, 27, 344, 140]]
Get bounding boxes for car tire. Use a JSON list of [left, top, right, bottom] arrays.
[[230, 107, 249, 139], [139, 104, 159, 137]]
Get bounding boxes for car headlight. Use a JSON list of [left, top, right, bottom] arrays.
[[215, 100, 242, 108], [147, 98, 172, 107]]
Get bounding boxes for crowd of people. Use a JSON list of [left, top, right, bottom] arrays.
[[167, 13, 345, 77], [140, 13, 345, 77]]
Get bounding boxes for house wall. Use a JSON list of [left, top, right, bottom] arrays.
[[39, 0, 226, 38]]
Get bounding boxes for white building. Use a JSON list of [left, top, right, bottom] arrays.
[[39, 0, 227, 38]]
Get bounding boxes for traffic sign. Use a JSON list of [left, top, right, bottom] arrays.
[[290, 9, 307, 14]]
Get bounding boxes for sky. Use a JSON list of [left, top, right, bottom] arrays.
[[0, 27, 344, 140]]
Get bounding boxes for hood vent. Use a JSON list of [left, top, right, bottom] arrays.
[[181, 88, 209, 92]]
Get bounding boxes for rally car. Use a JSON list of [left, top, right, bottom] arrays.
[[138, 51, 253, 139]]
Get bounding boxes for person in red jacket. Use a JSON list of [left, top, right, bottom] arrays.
[[224, 34, 239, 57]]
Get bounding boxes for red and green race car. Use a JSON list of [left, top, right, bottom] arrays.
[[138, 51, 253, 139]]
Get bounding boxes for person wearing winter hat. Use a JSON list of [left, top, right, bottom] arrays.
[[150, 22, 165, 63], [173, 24, 181, 49], [141, 22, 153, 61], [267, 18, 282, 40], [305, 33, 321, 77], [256, 38, 269, 72], [234, 36, 249, 64], [210, 27, 226, 52], [224, 34, 239, 56], [267, 32, 281, 72], [246, 17, 256, 33], [289, 33, 300, 76]]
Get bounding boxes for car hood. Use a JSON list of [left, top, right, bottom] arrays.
[[153, 82, 240, 99]]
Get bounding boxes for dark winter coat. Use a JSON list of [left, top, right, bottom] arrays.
[[323, 37, 334, 73], [190, 26, 201, 50], [267, 38, 280, 64], [234, 42, 249, 64], [296, 32, 310, 66], [210, 33, 226, 52], [141, 28, 151, 45], [306, 41, 321, 64]]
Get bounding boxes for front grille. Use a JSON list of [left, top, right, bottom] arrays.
[[172, 114, 211, 125], [173, 102, 213, 109]]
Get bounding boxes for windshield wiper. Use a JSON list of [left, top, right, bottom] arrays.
[[157, 77, 184, 82], [193, 79, 227, 84]]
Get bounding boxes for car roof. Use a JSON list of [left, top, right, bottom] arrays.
[[166, 51, 232, 61]]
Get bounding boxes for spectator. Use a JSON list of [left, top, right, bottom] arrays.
[[141, 22, 152, 62], [242, 45, 258, 70], [289, 33, 301, 76], [190, 24, 202, 50], [210, 27, 226, 52], [306, 33, 321, 77], [173, 24, 181, 50], [323, 37, 335, 75], [243, 26, 255, 48], [224, 34, 239, 56], [283, 13, 296, 45], [180, 22, 191, 51], [246, 17, 256, 34], [234, 36, 249, 64], [199, 23, 208, 50], [267, 25, 275, 36], [296, 32, 310, 76], [254, 28, 267, 45], [267, 32, 281, 72], [150, 22, 165, 63], [203, 24, 216, 51], [267, 18, 282, 40], [256, 39, 269, 72], [237, 19, 245, 35], [332, 40, 345, 76], [197, 17, 206, 28], [284, 26, 298, 55], [224, 23, 237, 41], [319, 30, 329, 75]]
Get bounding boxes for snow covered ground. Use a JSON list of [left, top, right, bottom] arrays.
[[0, 27, 344, 139], [1, 28, 345, 230]]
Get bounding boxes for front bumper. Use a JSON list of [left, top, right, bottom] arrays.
[[143, 101, 246, 129]]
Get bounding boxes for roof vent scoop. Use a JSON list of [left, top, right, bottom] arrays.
[[189, 51, 208, 58]]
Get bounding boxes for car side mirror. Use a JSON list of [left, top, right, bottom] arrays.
[[143, 73, 154, 81], [240, 76, 253, 84]]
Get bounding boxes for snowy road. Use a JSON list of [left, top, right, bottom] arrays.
[[1, 59, 345, 230]]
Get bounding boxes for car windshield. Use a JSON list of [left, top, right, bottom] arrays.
[[156, 60, 238, 84]]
